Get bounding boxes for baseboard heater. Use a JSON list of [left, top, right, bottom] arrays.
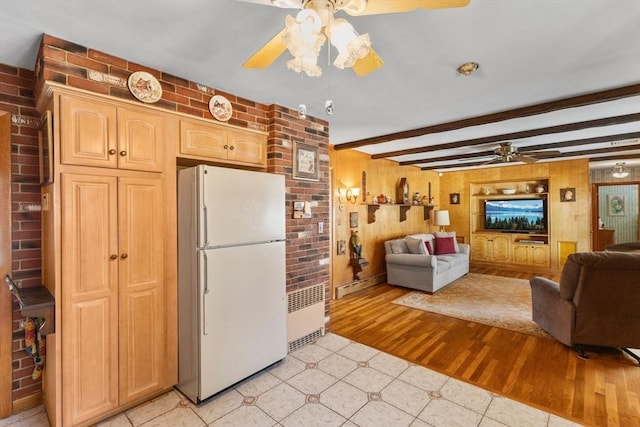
[[287, 283, 325, 352]]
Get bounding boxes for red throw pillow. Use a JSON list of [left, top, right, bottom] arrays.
[[435, 237, 456, 255], [424, 240, 433, 255]]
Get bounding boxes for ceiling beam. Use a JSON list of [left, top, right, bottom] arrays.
[[371, 113, 640, 159], [335, 83, 640, 150], [398, 132, 640, 165], [420, 146, 640, 171]]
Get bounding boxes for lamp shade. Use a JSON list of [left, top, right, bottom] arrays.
[[434, 210, 451, 227]]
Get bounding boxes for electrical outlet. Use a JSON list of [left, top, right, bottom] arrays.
[[318, 221, 324, 233]]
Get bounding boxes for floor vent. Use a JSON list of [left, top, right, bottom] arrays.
[[287, 283, 325, 353], [288, 328, 323, 353]]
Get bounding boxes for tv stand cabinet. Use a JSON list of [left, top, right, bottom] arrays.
[[470, 179, 551, 268]]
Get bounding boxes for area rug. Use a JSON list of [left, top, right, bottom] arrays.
[[392, 273, 549, 337]]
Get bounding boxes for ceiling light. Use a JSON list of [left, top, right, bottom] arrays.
[[280, 3, 372, 77], [329, 19, 371, 69], [611, 162, 630, 179], [283, 9, 326, 77], [457, 61, 479, 76]]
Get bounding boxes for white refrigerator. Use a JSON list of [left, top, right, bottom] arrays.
[[177, 165, 287, 404]]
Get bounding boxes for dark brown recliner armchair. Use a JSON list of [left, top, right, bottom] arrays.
[[530, 252, 640, 361]]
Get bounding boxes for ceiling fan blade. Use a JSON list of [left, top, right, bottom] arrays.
[[235, 0, 302, 9], [351, 48, 384, 77], [519, 150, 562, 158], [479, 157, 503, 166], [242, 28, 288, 69], [344, 0, 471, 16], [514, 154, 539, 164]]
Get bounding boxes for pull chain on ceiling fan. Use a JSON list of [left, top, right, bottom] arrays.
[[239, 0, 471, 77]]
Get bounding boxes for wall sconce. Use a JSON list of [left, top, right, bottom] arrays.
[[434, 210, 451, 231], [346, 187, 360, 204]]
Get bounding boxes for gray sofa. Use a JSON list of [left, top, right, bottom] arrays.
[[384, 233, 470, 294]]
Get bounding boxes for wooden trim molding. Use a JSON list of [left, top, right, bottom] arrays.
[[0, 111, 12, 418], [371, 113, 640, 159], [400, 132, 640, 166], [336, 83, 640, 150]]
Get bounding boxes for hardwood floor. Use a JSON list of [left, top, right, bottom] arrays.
[[329, 266, 640, 427]]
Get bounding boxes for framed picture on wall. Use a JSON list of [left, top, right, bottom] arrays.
[[449, 193, 460, 204], [560, 187, 576, 202], [349, 212, 358, 228], [607, 194, 625, 216], [293, 140, 319, 181]]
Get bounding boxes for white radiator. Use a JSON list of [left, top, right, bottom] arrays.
[[287, 283, 325, 352]]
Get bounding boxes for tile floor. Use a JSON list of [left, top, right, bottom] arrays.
[[1, 333, 581, 427]]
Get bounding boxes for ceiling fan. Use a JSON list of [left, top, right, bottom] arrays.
[[239, 0, 471, 77], [483, 142, 562, 165]]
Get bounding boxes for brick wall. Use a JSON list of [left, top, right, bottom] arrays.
[[266, 105, 331, 301], [35, 35, 270, 132], [0, 63, 44, 402]]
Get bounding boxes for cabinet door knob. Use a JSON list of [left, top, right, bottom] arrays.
[[120, 150, 127, 156], [223, 145, 229, 150], [229, 145, 234, 151], [108, 149, 116, 155], [121, 253, 128, 259], [110, 254, 118, 260]]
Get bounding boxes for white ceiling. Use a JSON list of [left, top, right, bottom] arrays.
[[1, 0, 639, 171]]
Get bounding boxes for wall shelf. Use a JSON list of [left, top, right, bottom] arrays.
[[366, 204, 435, 224]]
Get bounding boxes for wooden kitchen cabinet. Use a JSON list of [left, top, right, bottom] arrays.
[[471, 233, 511, 263], [60, 95, 165, 172], [41, 87, 177, 427], [179, 118, 266, 167], [60, 173, 166, 425]]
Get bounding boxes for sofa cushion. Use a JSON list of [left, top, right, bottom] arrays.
[[424, 240, 434, 255], [390, 240, 409, 254], [435, 231, 460, 253], [435, 237, 456, 255], [406, 236, 427, 254]]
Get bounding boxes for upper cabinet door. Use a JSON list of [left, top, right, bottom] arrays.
[[60, 95, 165, 172], [179, 119, 228, 161], [117, 107, 165, 172], [60, 95, 118, 168], [227, 129, 266, 167]]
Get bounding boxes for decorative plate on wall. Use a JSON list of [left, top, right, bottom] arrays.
[[128, 71, 162, 103], [209, 95, 233, 122]]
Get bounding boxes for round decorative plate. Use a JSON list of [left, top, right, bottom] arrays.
[[128, 71, 162, 103], [209, 95, 233, 122]]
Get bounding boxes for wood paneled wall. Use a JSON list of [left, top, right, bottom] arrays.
[[330, 148, 440, 291], [332, 152, 592, 283], [433, 159, 591, 271]]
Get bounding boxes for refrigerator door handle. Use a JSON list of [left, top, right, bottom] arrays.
[[201, 204, 209, 248], [202, 251, 209, 336]]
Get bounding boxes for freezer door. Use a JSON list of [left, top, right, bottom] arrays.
[[198, 165, 285, 247], [198, 242, 286, 400]]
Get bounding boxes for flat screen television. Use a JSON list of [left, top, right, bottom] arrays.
[[483, 198, 547, 233]]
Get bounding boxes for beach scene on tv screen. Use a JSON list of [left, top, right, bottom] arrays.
[[484, 199, 545, 231]]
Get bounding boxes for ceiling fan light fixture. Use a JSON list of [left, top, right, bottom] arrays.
[[283, 10, 326, 76], [457, 61, 479, 76], [329, 19, 370, 69], [611, 162, 630, 179]]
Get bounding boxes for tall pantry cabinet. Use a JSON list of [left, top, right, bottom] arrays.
[[39, 86, 177, 427]]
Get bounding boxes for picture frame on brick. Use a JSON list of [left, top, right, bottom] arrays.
[[293, 140, 319, 181]]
